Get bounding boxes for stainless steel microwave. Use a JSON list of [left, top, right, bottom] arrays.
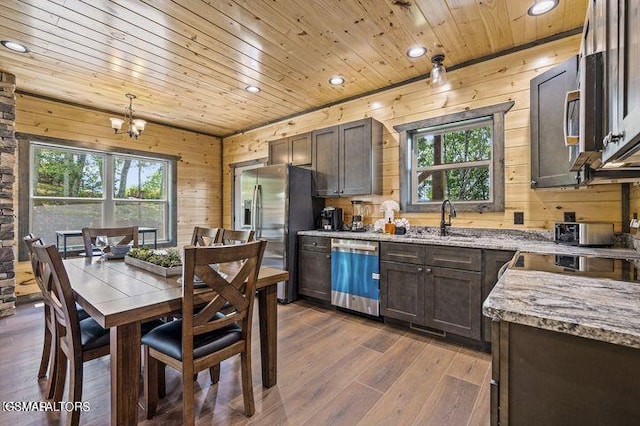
[[568, 51, 605, 172], [554, 222, 614, 246]]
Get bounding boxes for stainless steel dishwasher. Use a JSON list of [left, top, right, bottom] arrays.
[[330, 239, 380, 316]]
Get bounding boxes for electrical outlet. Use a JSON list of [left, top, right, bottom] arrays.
[[564, 212, 576, 222], [631, 219, 640, 229], [514, 212, 524, 225]]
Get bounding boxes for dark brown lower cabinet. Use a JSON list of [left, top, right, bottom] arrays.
[[424, 267, 481, 340], [297, 236, 331, 301], [491, 321, 640, 426], [482, 250, 516, 342], [380, 243, 482, 341], [380, 260, 425, 323]]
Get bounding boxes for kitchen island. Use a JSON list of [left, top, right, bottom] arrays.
[[483, 257, 640, 425]]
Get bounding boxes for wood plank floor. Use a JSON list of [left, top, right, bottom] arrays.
[[0, 299, 490, 425]]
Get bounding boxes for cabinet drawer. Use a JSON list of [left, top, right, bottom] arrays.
[[299, 235, 331, 252], [426, 246, 481, 271], [380, 242, 426, 265]]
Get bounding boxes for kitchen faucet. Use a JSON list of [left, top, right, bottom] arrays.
[[440, 199, 456, 236]]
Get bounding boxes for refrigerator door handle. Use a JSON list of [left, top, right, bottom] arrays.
[[255, 184, 263, 238], [251, 184, 258, 232]]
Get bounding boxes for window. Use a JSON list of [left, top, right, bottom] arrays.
[[23, 140, 177, 255], [395, 101, 514, 213]]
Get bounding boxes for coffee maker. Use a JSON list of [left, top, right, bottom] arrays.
[[320, 207, 343, 231]]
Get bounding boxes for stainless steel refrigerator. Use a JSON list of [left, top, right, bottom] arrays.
[[236, 165, 321, 303]]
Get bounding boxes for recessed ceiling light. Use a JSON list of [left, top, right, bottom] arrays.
[[1, 40, 29, 53], [407, 46, 427, 58], [329, 76, 345, 85], [245, 85, 261, 93], [527, 0, 559, 16]]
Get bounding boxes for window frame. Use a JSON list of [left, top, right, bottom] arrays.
[[17, 134, 180, 261], [395, 101, 514, 213]]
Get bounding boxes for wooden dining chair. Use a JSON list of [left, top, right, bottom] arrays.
[[32, 243, 112, 426], [142, 240, 267, 425], [24, 234, 91, 400], [190, 226, 221, 247], [218, 229, 255, 245], [81, 226, 139, 256]]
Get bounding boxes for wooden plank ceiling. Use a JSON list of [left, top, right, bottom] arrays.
[[0, 0, 587, 137]]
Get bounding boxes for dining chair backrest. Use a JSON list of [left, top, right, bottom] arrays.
[[23, 234, 50, 300], [218, 229, 255, 245], [190, 226, 221, 247], [81, 226, 139, 255], [181, 240, 266, 361], [32, 243, 84, 358]]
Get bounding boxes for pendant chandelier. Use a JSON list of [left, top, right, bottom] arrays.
[[109, 93, 147, 139]]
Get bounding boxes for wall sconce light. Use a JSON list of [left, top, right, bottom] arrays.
[[109, 93, 147, 139], [431, 54, 447, 86]]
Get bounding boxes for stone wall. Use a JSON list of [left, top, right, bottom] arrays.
[[0, 71, 16, 317]]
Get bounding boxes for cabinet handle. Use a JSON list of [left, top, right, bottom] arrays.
[[326, 254, 331, 259], [531, 180, 537, 187], [313, 242, 317, 246], [340, 190, 344, 193], [418, 267, 432, 273], [334, 189, 339, 194], [603, 131, 624, 147]]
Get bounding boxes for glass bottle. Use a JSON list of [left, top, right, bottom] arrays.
[[385, 218, 396, 234]]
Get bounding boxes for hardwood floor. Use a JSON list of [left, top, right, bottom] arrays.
[[0, 299, 490, 425]]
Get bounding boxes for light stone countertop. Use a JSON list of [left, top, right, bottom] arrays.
[[298, 229, 639, 258], [299, 228, 640, 348], [483, 269, 640, 349]]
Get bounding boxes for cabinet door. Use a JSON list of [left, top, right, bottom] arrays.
[[268, 138, 289, 165], [339, 118, 372, 195], [380, 260, 425, 324], [312, 126, 339, 196], [290, 133, 312, 166], [617, 1, 640, 152], [482, 250, 515, 343], [298, 250, 331, 301], [530, 55, 579, 188], [424, 267, 482, 340]]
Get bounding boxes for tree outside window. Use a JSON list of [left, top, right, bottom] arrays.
[[29, 144, 170, 248], [395, 101, 513, 213], [413, 119, 492, 203]]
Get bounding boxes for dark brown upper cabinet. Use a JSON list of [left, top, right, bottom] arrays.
[[268, 133, 312, 166], [600, 0, 640, 163], [311, 118, 382, 197], [530, 55, 580, 188]]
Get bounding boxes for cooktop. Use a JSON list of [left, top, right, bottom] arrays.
[[510, 252, 640, 283]]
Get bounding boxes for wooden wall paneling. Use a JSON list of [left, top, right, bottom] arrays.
[[223, 35, 626, 232], [15, 95, 222, 247]]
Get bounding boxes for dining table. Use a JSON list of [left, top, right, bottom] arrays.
[[63, 256, 288, 426]]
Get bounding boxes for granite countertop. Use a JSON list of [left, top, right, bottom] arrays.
[[483, 269, 640, 349], [299, 228, 640, 258]]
